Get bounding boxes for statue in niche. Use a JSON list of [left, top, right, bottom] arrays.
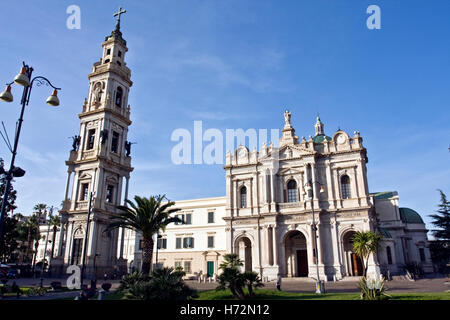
[[105, 92, 111, 107], [71, 135, 81, 151], [284, 110, 291, 126], [93, 82, 103, 104]]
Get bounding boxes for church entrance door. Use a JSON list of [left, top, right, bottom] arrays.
[[351, 253, 363, 276], [296, 250, 308, 277]]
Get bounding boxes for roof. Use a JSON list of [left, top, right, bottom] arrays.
[[378, 227, 392, 238], [370, 191, 397, 200], [399, 207, 424, 224], [313, 134, 331, 143]]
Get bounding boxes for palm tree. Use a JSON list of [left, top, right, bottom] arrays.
[[217, 253, 246, 300], [23, 215, 39, 263], [352, 231, 383, 277], [33, 203, 47, 220], [48, 213, 61, 258], [105, 195, 182, 274]]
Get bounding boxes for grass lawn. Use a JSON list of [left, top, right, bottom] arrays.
[[101, 289, 450, 300], [195, 289, 450, 300]]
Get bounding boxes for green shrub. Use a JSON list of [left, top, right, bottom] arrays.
[[358, 277, 390, 300]]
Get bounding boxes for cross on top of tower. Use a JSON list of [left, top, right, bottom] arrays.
[[108, 6, 127, 45], [114, 6, 126, 24]]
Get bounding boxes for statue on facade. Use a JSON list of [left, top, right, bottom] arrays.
[[100, 129, 109, 144], [125, 141, 132, 156], [71, 135, 81, 151], [284, 110, 291, 127], [93, 82, 103, 103]]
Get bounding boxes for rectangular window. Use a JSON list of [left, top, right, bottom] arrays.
[[87, 129, 96, 150], [183, 261, 191, 273], [118, 50, 122, 57], [208, 211, 214, 223], [419, 248, 425, 262], [176, 238, 182, 249], [106, 48, 111, 55], [183, 237, 194, 249], [80, 183, 89, 201], [157, 238, 167, 249], [111, 131, 119, 153], [139, 240, 144, 250], [208, 236, 214, 248], [106, 185, 114, 203], [174, 261, 182, 269], [185, 213, 192, 225]]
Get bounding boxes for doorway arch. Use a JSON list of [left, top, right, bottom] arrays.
[[342, 231, 363, 276], [284, 230, 308, 277]]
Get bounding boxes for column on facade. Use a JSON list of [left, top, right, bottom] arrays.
[[56, 222, 65, 258], [352, 166, 360, 204], [270, 170, 276, 210], [316, 221, 324, 265], [64, 222, 74, 264], [64, 171, 73, 201], [330, 219, 342, 271], [311, 163, 318, 201], [333, 169, 342, 208], [267, 226, 273, 265], [232, 180, 238, 215], [249, 177, 253, 214], [272, 225, 279, 266], [119, 176, 130, 259], [325, 162, 335, 209]]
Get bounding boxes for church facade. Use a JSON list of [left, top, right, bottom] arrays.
[[39, 11, 433, 281], [130, 113, 433, 281]]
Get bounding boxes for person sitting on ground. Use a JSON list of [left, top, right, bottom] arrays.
[[11, 281, 22, 298], [276, 273, 282, 291]]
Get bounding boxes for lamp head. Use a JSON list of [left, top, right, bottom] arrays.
[[14, 67, 30, 86], [46, 89, 60, 107], [11, 166, 25, 177], [306, 182, 312, 191], [319, 185, 325, 193], [0, 85, 13, 102]]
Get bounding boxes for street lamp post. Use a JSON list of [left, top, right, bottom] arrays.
[[304, 180, 325, 294], [0, 62, 60, 244], [80, 192, 95, 288], [40, 206, 53, 288]]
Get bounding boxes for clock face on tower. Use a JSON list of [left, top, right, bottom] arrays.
[[238, 148, 246, 158], [336, 134, 346, 145]]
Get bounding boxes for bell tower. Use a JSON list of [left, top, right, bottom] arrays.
[[56, 8, 134, 277]]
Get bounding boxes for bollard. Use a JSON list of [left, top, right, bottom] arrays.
[[98, 290, 105, 300]]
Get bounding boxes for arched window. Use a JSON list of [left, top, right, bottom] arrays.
[[115, 86, 123, 107], [240, 186, 247, 208], [287, 180, 298, 203], [386, 246, 393, 265], [341, 175, 351, 199]]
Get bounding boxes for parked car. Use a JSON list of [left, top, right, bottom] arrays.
[[7, 269, 18, 279]]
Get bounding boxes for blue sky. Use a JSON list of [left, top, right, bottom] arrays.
[[0, 0, 449, 233]]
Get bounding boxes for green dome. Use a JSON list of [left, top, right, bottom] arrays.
[[378, 227, 392, 238], [313, 134, 332, 143], [399, 207, 424, 224]]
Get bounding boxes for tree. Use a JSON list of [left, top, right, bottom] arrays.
[[18, 215, 39, 263], [33, 203, 47, 220], [0, 216, 19, 262], [48, 213, 61, 258], [216, 254, 246, 300], [0, 158, 17, 214], [243, 271, 264, 297], [105, 195, 182, 274], [429, 190, 450, 270], [352, 231, 383, 277]]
